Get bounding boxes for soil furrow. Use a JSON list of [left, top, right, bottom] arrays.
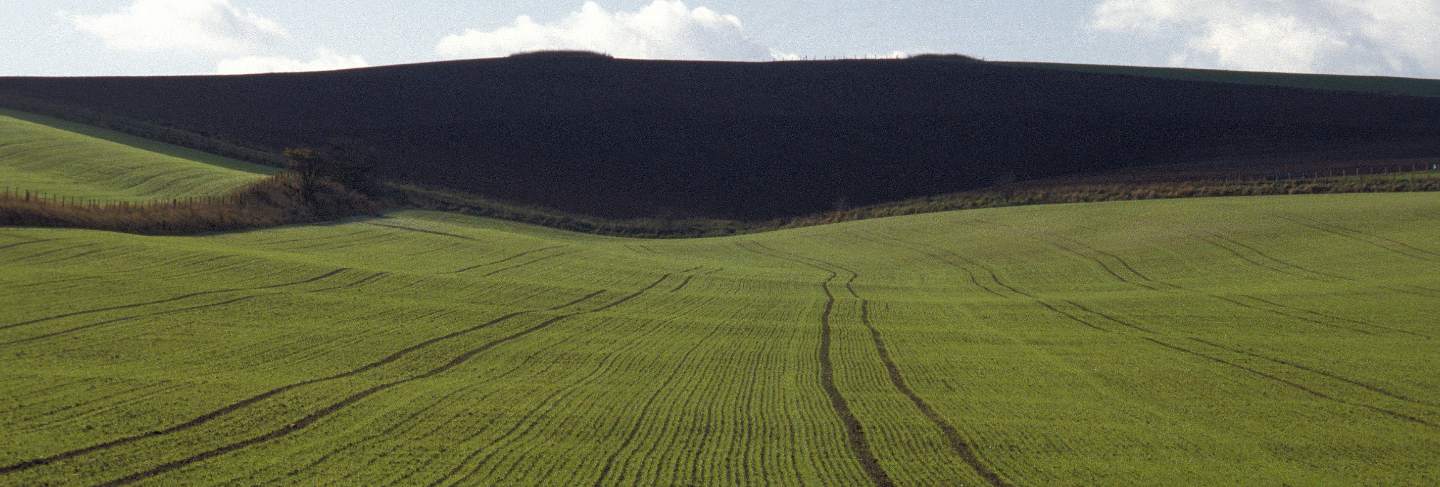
[[480, 250, 577, 277], [1279, 216, 1440, 264], [809, 253, 1009, 486], [0, 238, 56, 251], [451, 245, 565, 274], [1209, 234, 1353, 282], [1188, 337, 1440, 409], [0, 296, 257, 348], [1141, 337, 1440, 430], [739, 242, 892, 487], [0, 288, 608, 476], [91, 276, 669, 487], [365, 222, 480, 241], [0, 268, 349, 333], [590, 315, 728, 486], [1239, 295, 1429, 338]]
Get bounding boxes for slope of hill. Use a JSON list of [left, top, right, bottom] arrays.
[[0, 109, 272, 202], [1001, 61, 1440, 98], [2, 57, 1438, 220], [1, 192, 1437, 485]]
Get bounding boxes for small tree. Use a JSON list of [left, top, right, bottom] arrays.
[[283, 147, 379, 203], [284, 148, 326, 203]]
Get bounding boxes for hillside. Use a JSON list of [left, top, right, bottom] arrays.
[[0, 109, 272, 202], [2, 57, 1439, 220], [1, 192, 1438, 485], [1001, 61, 1440, 98]]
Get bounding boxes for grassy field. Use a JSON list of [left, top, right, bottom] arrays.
[[1, 191, 1438, 485], [1002, 61, 1440, 98], [0, 109, 272, 202]]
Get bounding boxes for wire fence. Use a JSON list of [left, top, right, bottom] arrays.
[[0, 188, 243, 211]]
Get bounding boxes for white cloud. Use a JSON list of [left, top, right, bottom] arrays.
[[436, 1, 774, 61], [1091, 0, 1440, 76], [68, 0, 287, 55], [215, 48, 370, 75]]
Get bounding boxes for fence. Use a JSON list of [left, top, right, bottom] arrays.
[[0, 188, 243, 211]]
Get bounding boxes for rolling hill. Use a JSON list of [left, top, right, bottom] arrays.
[[2, 192, 1438, 485], [3, 56, 1439, 220], [0, 109, 272, 202], [1000, 61, 1440, 98]]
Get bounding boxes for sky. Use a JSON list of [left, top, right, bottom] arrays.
[[3, 0, 1438, 78]]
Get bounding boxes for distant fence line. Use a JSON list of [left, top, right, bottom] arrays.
[[0, 187, 243, 210], [2, 163, 1436, 212]]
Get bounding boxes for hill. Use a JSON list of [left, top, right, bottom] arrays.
[[1, 191, 1437, 485], [0, 109, 272, 202], [1001, 61, 1440, 98], [2, 57, 1439, 220]]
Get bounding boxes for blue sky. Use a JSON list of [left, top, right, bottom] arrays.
[[4, 0, 1438, 77]]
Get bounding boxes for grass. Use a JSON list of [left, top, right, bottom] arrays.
[[1, 192, 1438, 485], [0, 108, 273, 202]]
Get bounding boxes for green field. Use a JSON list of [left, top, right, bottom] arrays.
[[0, 109, 272, 202], [2, 190, 1439, 485], [1003, 61, 1440, 98]]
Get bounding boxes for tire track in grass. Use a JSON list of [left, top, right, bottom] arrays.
[[1194, 234, 1329, 282], [1141, 337, 1440, 430], [0, 296, 258, 348], [738, 242, 894, 487], [307, 272, 391, 293], [455, 310, 699, 486], [1237, 294, 1430, 339], [1205, 233, 1354, 282], [755, 242, 1011, 487], [1278, 215, 1440, 264], [991, 222, 1411, 338], [0, 268, 349, 333], [5, 243, 100, 264], [372, 330, 619, 485], [365, 222, 480, 241], [1187, 337, 1440, 410], [89, 275, 670, 487], [1058, 303, 1440, 430], [0, 288, 606, 477], [860, 231, 1007, 299], [393, 280, 691, 486], [479, 250, 578, 278], [0, 238, 55, 252], [872, 233, 1110, 337], [590, 314, 729, 486], [451, 246, 565, 274], [668, 267, 719, 293]]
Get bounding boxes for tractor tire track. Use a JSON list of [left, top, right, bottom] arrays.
[[0, 288, 607, 477], [1188, 337, 1440, 409], [0, 296, 258, 348], [859, 232, 1007, 299], [90, 275, 669, 487], [758, 243, 1010, 487], [366, 222, 480, 241], [1238, 295, 1429, 339], [0, 238, 56, 252], [1278, 216, 1440, 264], [669, 268, 718, 293], [1142, 337, 1440, 430], [1056, 300, 1440, 430], [1206, 233, 1353, 282], [479, 250, 578, 278], [738, 242, 893, 487], [590, 314, 729, 486], [1195, 234, 1325, 282], [451, 245, 565, 274], [0, 268, 349, 333], [307, 272, 391, 293]]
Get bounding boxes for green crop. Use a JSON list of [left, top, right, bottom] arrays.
[[2, 191, 1437, 485]]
